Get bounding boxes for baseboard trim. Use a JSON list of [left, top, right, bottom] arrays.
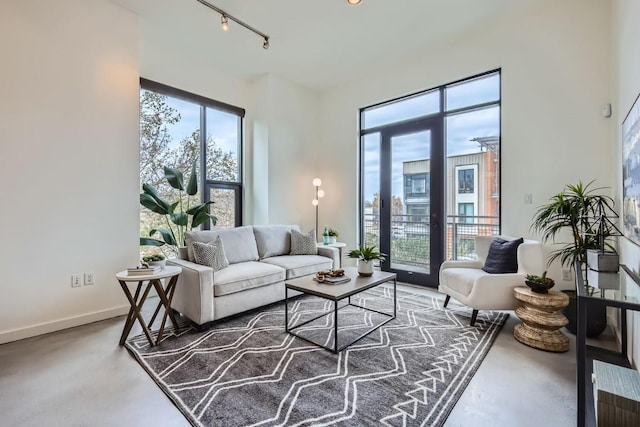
[[0, 305, 129, 345]]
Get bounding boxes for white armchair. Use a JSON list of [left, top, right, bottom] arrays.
[[438, 235, 545, 325]]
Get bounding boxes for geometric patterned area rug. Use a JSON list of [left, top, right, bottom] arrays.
[[125, 286, 508, 427]]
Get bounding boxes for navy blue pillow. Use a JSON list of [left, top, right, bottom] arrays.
[[482, 237, 524, 274]]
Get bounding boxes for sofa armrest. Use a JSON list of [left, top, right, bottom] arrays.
[[317, 246, 339, 269], [466, 273, 526, 310], [167, 258, 214, 325], [517, 241, 545, 275], [440, 259, 483, 271]]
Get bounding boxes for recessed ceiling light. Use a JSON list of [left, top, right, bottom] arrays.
[[347, 0, 362, 5]]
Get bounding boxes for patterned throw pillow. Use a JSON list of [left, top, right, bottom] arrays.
[[192, 236, 229, 271], [290, 229, 318, 255]]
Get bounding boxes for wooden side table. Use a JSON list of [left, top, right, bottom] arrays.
[[115, 266, 182, 346], [513, 287, 570, 353]]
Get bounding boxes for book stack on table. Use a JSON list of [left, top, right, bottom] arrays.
[[127, 265, 161, 276]]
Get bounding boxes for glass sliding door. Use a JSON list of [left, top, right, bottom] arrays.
[[361, 118, 443, 286], [359, 70, 501, 286]]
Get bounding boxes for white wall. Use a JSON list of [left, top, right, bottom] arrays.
[[249, 74, 321, 230], [0, 0, 139, 343], [319, 0, 613, 278], [613, 0, 640, 369]]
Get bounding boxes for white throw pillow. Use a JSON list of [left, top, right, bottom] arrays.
[[290, 229, 318, 255], [192, 236, 229, 271]]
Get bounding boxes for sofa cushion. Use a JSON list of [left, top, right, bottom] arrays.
[[185, 226, 259, 264], [440, 268, 488, 297], [261, 255, 332, 279], [482, 237, 523, 274], [192, 237, 229, 272], [253, 225, 300, 259], [213, 262, 285, 297], [290, 229, 317, 255]]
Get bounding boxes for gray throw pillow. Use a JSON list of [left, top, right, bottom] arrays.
[[290, 229, 318, 255], [192, 236, 229, 271]]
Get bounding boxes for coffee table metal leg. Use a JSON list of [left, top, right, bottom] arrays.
[[394, 278, 397, 318], [285, 286, 289, 332], [334, 300, 338, 354]]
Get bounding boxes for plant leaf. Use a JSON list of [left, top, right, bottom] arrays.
[[186, 160, 198, 196], [164, 166, 184, 190], [150, 228, 177, 246], [139, 237, 165, 246], [170, 212, 188, 227], [192, 211, 217, 228], [142, 183, 170, 212], [140, 193, 169, 215]]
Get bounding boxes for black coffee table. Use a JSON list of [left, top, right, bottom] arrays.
[[284, 267, 396, 353]]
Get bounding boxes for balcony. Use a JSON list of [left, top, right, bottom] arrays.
[[363, 214, 499, 271]]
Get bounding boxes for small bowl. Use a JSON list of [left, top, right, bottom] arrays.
[[525, 279, 554, 294]]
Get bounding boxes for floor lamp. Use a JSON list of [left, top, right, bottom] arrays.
[[312, 178, 324, 240]]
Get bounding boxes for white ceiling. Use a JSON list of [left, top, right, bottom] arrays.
[[110, 0, 552, 90]]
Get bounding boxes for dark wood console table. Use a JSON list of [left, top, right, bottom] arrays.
[[576, 262, 640, 427]]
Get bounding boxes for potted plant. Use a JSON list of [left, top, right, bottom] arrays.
[[139, 161, 217, 258], [524, 271, 555, 294], [142, 253, 166, 269], [530, 180, 619, 336], [348, 245, 386, 277], [328, 228, 339, 244]]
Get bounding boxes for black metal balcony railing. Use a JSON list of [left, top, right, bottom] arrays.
[[363, 214, 499, 270]]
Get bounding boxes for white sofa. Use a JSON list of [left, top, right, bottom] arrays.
[[168, 225, 339, 326], [438, 235, 545, 325]]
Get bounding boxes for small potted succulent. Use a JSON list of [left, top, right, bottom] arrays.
[[348, 245, 386, 277], [328, 228, 339, 244], [525, 271, 555, 294], [142, 253, 166, 269]]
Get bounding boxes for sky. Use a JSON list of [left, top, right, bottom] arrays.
[[362, 73, 500, 202]]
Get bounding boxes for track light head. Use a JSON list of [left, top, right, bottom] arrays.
[[221, 14, 229, 31], [263, 37, 270, 50]]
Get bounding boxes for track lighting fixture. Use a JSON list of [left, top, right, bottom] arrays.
[[196, 0, 271, 49]]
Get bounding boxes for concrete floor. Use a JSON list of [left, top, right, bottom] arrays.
[[0, 285, 588, 427]]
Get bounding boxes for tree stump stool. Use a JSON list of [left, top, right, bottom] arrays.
[[513, 287, 570, 352]]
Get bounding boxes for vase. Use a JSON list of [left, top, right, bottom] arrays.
[[562, 290, 608, 337], [357, 260, 374, 276], [329, 236, 337, 244], [178, 246, 189, 260]]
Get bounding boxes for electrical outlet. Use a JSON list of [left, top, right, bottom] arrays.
[[71, 274, 82, 288], [561, 268, 572, 281], [84, 272, 95, 286]]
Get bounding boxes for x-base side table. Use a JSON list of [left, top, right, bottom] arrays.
[[115, 266, 182, 347]]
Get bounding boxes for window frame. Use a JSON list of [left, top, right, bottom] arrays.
[[140, 78, 245, 229]]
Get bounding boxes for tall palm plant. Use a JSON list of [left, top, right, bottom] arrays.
[[531, 180, 618, 269]]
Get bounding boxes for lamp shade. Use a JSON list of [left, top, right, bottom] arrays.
[[312, 178, 322, 187], [317, 189, 325, 198], [312, 199, 319, 206]]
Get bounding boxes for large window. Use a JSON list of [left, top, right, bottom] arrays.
[[360, 69, 500, 284], [139, 79, 244, 241]]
